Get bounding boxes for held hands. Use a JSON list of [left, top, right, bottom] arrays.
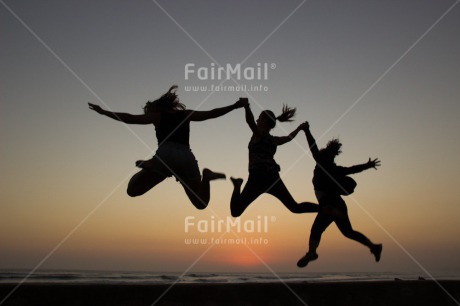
[[235, 97, 249, 108], [88, 103, 105, 115], [367, 158, 381, 170], [298, 121, 310, 131]]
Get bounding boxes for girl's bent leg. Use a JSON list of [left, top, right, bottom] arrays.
[[181, 178, 207, 210], [230, 176, 264, 217], [230, 177, 244, 217], [297, 212, 331, 268], [309, 211, 333, 247], [181, 168, 226, 210], [127, 169, 167, 197]]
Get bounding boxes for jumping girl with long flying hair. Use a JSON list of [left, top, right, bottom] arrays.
[[230, 101, 318, 217], [89, 85, 247, 209]]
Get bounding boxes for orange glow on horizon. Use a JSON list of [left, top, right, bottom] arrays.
[[199, 244, 270, 268], [224, 255, 263, 268]]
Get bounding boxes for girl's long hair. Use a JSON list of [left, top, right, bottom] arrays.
[[263, 104, 296, 129], [143, 85, 186, 113]]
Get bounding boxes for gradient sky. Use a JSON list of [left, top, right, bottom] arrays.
[[1, 0, 460, 275]]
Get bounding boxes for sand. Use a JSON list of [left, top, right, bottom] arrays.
[[1, 280, 459, 306]]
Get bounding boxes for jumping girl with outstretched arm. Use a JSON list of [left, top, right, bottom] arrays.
[[89, 85, 247, 210], [230, 101, 318, 217], [297, 122, 382, 267]]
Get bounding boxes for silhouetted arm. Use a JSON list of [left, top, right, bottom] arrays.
[[339, 158, 381, 175], [188, 98, 247, 122], [88, 103, 159, 125], [302, 122, 320, 161], [274, 122, 306, 146], [244, 103, 262, 136]]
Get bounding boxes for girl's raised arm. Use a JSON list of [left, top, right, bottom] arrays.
[[243, 102, 261, 136], [303, 122, 321, 161], [88, 103, 159, 125]]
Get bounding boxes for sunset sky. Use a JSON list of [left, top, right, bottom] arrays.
[[1, 0, 460, 276]]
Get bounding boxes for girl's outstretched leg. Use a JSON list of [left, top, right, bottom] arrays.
[[182, 168, 226, 210], [334, 209, 382, 262], [267, 179, 318, 213]]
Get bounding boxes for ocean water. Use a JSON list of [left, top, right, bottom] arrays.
[[0, 270, 458, 284]]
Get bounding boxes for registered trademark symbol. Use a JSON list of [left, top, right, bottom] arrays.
[[270, 63, 276, 69], [271, 216, 277, 222]]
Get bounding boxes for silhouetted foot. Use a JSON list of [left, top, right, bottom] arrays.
[[371, 244, 382, 262], [297, 252, 318, 268], [203, 168, 226, 181], [230, 177, 243, 187]]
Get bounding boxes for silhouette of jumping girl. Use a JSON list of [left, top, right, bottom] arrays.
[[297, 122, 382, 267], [89, 85, 247, 209], [230, 102, 318, 217]]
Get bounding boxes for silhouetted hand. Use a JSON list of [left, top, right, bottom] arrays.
[[235, 97, 249, 108], [367, 158, 381, 170], [299, 121, 310, 131], [88, 103, 105, 115]]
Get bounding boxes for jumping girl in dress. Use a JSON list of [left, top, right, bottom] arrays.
[[297, 122, 382, 267], [230, 101, 318, 217], [89, 85, 247, 209]]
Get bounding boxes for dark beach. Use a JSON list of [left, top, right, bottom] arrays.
[[1, 280, 459, 306]]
